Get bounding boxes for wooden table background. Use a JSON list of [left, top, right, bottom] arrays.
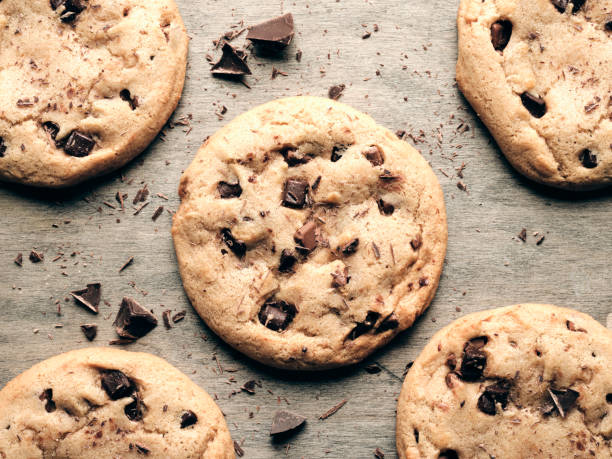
[[1, 0, 611, 457]]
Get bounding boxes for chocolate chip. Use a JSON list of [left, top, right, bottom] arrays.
[[221, 228, 247, 258], [280, 147, 313, 166], [270, 410, 306, 436], [282, 178, 309, 209], [477, 379, 511, 415], [606, 20, 612, 31], [579, 149, 598, 168], [279, 249, 297, 272], [0, 137, 6, 157], [328, 84, 346, 100], [410, 235, 422, 250], [120, 89, 139, 110], [364, 145, 384, 166], [379, 170, 400, 181], [71, 283, 101, 313], [551, 0, 585, 13], [606, 393, 612, 404], [339, 238, 359, 256], [294, 220, 318, 252], [521, 92, 547, 118], [258, 300, 297, 332], [246, 13, 294, 48], [347, 311, 380, 340], [101, 370, 135, 400], [63, 131, 95, 157], [113, 297, 158, 339], [491, 20, 512, 51], [217, 181, 242, 198], [52, 0, 86, 22], [29, 250, 44, 263], [438, 451, 459, 459], [376, 313, 399, 333], [180, 410, 198, 428], [331, 267, 350, 288], [211, 43, 251, 76], [80, 324, 97, 341], [545, 387, 579, 417], [331, 145, 347, 162], [124, 393, 144, 421], [459, 336, 488, 381], [39, 389, 56, 413], [377, 199, 394, 215]]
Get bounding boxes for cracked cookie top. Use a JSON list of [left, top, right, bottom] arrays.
[[172, 96, 447, 370], [457, 0, 611, 190], [397, 304, 612, 458], [0, 348, 234, 458], [0, 0, 188, 187]]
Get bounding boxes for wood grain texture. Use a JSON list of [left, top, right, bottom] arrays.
[[1, 0, 610, 457]]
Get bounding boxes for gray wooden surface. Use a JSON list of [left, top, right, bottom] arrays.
[[1, 1, 611, 457]]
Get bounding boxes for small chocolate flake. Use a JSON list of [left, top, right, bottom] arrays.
[[521, 92, 546, 118], [246, 13, 294, 48], [211, 43, 251, 76], [566, 320, 587, 333], [282, 178, 309, 209], [135, 444, 150, 455], [101, 369, 135, 400], [162, 310, 172, 329], [279, 249, 297, 273], [39, 389, 56, 413], [172, 311, 186, 323], [0, 136, 6, 157], [410, 235, 422, 251], [312, 176, 322, 191], [364, 145, 384, 166], [340, 238, 359, 256], [258, 300, 297, 332], [536, 235, 545, 245], [270, 410, 306, 435], [151, 206, 164, 221], [328, 84, 346, 100], [29, 250, 44, 263], [180, 410, 198, 428], [546, 387, 579, 417], [218, 181, 243, 198], [113, 297, 158, 339], [319, 399, 347, 420], [71, 283, 101, 313], [63, 131, 95, 157], [221, 228, 247, 258], [331, 145, 347, 162], [579, 149, 598, 169], [364, 364, 382, 374], [477, 379, 511, 415], [234, 441, 245, 457], [371, 241, 381, 259], [518, 228, 527, 242], [14, 253, 23, 267], [491, 20, 512, 51], [294, 220, 318, 252], [377, 199, 394, 215], [133, 185, 149, 204], [379, 170, 400, 181], [80, 324, 97, 341]]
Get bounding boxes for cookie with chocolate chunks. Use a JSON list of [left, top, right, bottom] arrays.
[[397, 304, 612, 458], [0, 348, 234, 457], [173, 96, 447, 370]]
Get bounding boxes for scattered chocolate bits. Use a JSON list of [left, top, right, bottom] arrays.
[[211, 43, 251, 76], [218, 181, 243, 198], [374, 448, 385, 459], [39, 389, 56, 413], [246, 13, 294, 49], [258, 300, 297, 332], [459, 336, 488, 381], [282, 178, 309, 209], [491, 20, 512, 51], [348, 311, 380, 340], [520, 92, 546, 118], [339, 238, 359, 256], [63, 131, 95, 157], [579, 149, 598, 169], [544, 387, 579, 417], [113, 297, 158, 339], [551, 0, 585, 13], [331, 267, 350, 288], [0, 137, 6, 157], [29, 250, 44, 263], [279, 249, 297, 273], [124, 393, 144, 421], [101, 369, 135, 400], [80, 324, 97, 341], [71, 283, 101, 313], [270, 410, 306, 436], [377, 199, 394, 215], [364, 145, 384, 166], [221, 228, 247, 258], [180, 410, 198, 428], [477, 379, 511, 415], [280, 146, 313, 166], [294, 220, 318, 252], [120, 89, 139, 110], [328, 84, 346, 100]]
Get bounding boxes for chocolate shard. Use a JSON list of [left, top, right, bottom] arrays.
[[294, 220, 318, 252], [0, 136, 6, 157], [364, 145, 384, 166], [331, 145, 348, 162], [14, 253, 23, 267], [247, 13, 294, 48], [331, 267, 350, 288], [124, 392, 144, 421], [491, 20, 512, 51], [42, 121, 61, 146], [135, 444, 150, 455], [217, 181, 243, 198], [376, 313, 399, 334], [258, 300, 297, 332], [521, 92, 547, 118], [180, 410, 198, 428], [339, 238, 359, 256], [280, 147, 313, 167], [71, 283, 101, 313], [545, 387, 579, 417], [377, 199, 394, 215], [211, 42, 251, 76], [101, 369, 135, 400], [282, 178, 309, 209], [221, 228, 247, 258], [477, 379, 511, 415], [39, 389, 57, 413], [241, 380, 257, 394], [80, 324, 98, 341], [270, 410, 306, 436], [579, 149, 598, 169], [53, 0, 86, 22], [279, 249, 297, 273], [347, 311, 380, 340], [459, 336, 488, 381], [63, 131, 95, 157], [113, 297, 158, 339]]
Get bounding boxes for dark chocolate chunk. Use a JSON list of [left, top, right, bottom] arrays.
[[246, 13, 294, 48], [364, 145, 384, 166], [282, 178, 309, 208], [180, 410, 198, 428], [52, 0, 86, 22], [29, 250, 44, 263], [294, 220, 318, 252], [477, 379, 511, 415], [221, 228, 247, 258], [71, 283, 101, 313], [491, 20, 512, 51], [379, 170, 400, 181], [270, 410, 306, 436], [124, 393, 144, 421], [340, 238, 359, 256], [135, 444, 150, 455], [331, 145, 348, 162], [606, 393, 612, 404], [101, 369, 135, 400], [80, 324, 97, 341], [279, 249, 297, 273], [376, 313, 399, 333], [521, 92, 547, 118], [545, 387, 579, 417], [377, 199, 394, 215], [439, 451, 459, 459], [551, 0, 586, 13], [0, 137, 6, 157], [217, 181, 242, 198], [63, 131, 95, 157], [364, 364, 382, 374], [579, 149, 598, 168], [211, 43, 251, 76], [459, 336, 488, 381], [347, 311, 380, 340], [120, 89, 139, 110], [258, 300, 297, 331], [280, 147, 313, 166], [331, 267, 350, 288], [42, 121, 61, 145], [113, 297, 158, 339], [328, 84, 346, 100], [410, 235, 422, 250], [241, 380, 257, 394], [39, 389, 56, 413], [606, 20, 612, 31]]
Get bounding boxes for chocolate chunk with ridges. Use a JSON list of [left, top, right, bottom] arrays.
[[521, 92, 547, 118], [101, 370, 135, 400], [551, 0, 586, 13], [439, 451, 459, 459], [331, 267, 350, 288], [280, 147, 313, 166], [279, 249, 297, 272], [258, 300, 297, 331], [282, 178, 309, 208], [246, 13, 294, 48], [377, 199, 394, 215], [331, 145, 348, 162], [113, 297, 158, 339], [180, 410, 198, 428], [120, 89, 139, 110], [364, 145, 384, 166], [124, 393, 144, 421], [340, 238, 359, 256], [270, 410, 306, 435], [477, 379, 511, 415], [0, 137, 6, 157], [294, 220, 318, 252], [579, 149, 598, 169], [221, 228, 247, 258], [39, 389, 56, 413], [217, 181, 242, 198], [376, 313, 399, 333], [544, 387, 579, 417], [491, 20, 512, 51], [211, 43, 251, 76], [80, 324, 97, 341], [410, 235, 422, 250], [459, 336, 488, 381], [71, 283, 101, 313], [63, 131, 95, 157], [347, 311, 380, 340]]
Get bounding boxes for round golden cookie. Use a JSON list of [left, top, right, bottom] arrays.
[[397, 304, 612, 458], [0, 348, 234, 458], [0, 0, 188, 187], [172, 96, 447, 370]]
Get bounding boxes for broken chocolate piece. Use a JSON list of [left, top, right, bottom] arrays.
[[282, 178, 309, 209], [340, 238, 359, 256], [280, 147, 313, 166], [42, 122, 60, 144], [270, 410, 306, 436], [52, 0, 87, 22], [221, 228, 247, 258], [218, 181, 243, 198], [606, 20, 612, 31], [29, 250, 44, 263], [518, 228, 527, 242], [477, 379, 511, 415], [439, 451, 459, 459], [579, 149, 598, 169], [331, 145, 348, 162], [376, 313, 399, 334], [180, 410, 198, 428], [521, 92, 547, 118], [459, 336, 488, 381], [241, 380, 257, 394], [80, 324, 97, 341], [172, 311, 186, 323], [551, 0, 586, 13], [294, 220, 318, 252], [545, 387, 579, 417], [364, 145, 384, 166], [377, 199, 394, 215], [328, 84, 345, 100], [258, 300, 297, 331], [71, 283, 101, 313], [211, 43, 251, 76], [0, 137, 6, 157], [279, 249, 297, 273], [410, 235, 422, 250], [14, 253, 23, 267], [347, 311, 380, 340], [491, 20, 512, 51], [445, 372, 460, 389], [101, 370, 135, 400], [63, 131, 95, 157], [246, 13, 294, 48], [124, 393, 144, 421], [162, 310, 172, 329], [135, 444, 150, 455], [379, 170, 400, 181], [331, 267, 350, 288], [120, 89, 139, 110], [39, 389, 56, 413], [113, 297, 158, 339]]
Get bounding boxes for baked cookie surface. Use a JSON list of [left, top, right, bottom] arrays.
[[396, 304, 612, 458], [0, 0, 188, 187], [172, 96, 447, 370], [457, 0, 612, 190], [0, 348, 234, 458]]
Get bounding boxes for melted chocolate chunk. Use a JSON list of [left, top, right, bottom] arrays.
[[340, 238, 359, 256], [459, 336, 488, 381], [258, 300, 297, 331], [71, 283, 101, 313], [101, 370, 135, 400], [331, 145, 348, 162], [294, 220, 318, 252], [282, 178, 309, 209], [270, 410, 306, 436], [64, 131, 95, 157], [113, 297, 158, 339], [42, 121, 60, 144], [246, 13, 294, 48], [477, 379, 511, 415], [331, 267, 350, 288], [439, 451, 459, 459], [544, 387, 579, 417], [180, 410, 198, 428], [376, 313, 399, 333], [279, 249, 297, 272], [491, 20, 512, 51], [579, 149, 598, 169], [364, 145, 384, 166], [551, 0, 586, 13], [211, 43, 251, 76], [124, 393, 144, 421], [347, 311, 380, 340], [39, 389, 57, 413], [377, 199, 394, 215], [280, 147, 313, 166], [0, 137, 6, 157], [217, 181, 242, 198], [521, 92, 547, 118], [221, 228, 247, 258], [120, 89, 139, 110], [80, 324, 97, 341]]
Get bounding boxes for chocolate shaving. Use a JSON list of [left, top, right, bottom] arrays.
[[319, 399, 347, 420], [162, 310, 172, 329], [119, 256, 134, 272], [29, 250, 44, 263], [172, 311, 186, 323], [234, 441, 245, 457], [14, 253, 23, 267], [339, 238, 359, 256]]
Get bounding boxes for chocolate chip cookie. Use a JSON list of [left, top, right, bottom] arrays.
[[0, 348, 234, 458], [457, 0, 611, 189], [0, 0, 188, 187], [397, 304, 612, 458], [172, 96, 447, 370]]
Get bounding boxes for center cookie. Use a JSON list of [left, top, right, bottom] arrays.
[[172, 96, 447, 370], [0, 0, 188, 187]]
